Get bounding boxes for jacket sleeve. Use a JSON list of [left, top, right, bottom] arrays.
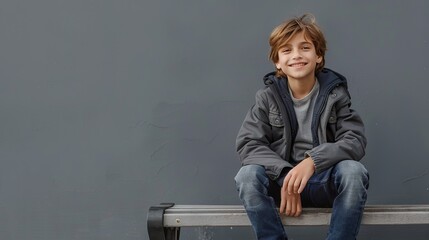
[[236, 89, 293, 179], [305, 93, 367, 174]]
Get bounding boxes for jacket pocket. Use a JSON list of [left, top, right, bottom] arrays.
[[269, 111, 284, 127], [328, 106, 337, 123], [269, 111, 284, 144]]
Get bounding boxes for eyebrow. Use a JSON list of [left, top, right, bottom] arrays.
[[281, 42, 313, 48], [295, 41, 313, 45]]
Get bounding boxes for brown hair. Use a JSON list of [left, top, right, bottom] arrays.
[[269, 14, 327, 77]]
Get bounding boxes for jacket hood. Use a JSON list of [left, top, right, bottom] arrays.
[[262, 68, 348, 90]]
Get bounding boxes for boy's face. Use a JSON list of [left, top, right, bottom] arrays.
[[275, 31, 322, 82]]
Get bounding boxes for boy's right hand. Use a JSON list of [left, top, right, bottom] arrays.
[[279, 187, 302, 217]]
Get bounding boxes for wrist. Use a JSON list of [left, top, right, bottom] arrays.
[[306, 157, 316, 171]]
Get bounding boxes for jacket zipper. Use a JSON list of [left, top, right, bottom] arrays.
[[312, 80, 342, 146]]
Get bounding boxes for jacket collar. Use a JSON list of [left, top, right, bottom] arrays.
[[263, 68, 348, 92]]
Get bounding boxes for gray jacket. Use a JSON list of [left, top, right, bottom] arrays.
[[236, 68, 367, 180]]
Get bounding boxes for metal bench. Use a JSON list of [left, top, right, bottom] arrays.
[[147, 203, 429, 240]]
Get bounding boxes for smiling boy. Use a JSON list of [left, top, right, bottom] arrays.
[[234, 14, 369, 240]]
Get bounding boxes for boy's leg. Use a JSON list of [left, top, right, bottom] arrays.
[[302, 160, 369, 240], [235, 165, 288, 240]]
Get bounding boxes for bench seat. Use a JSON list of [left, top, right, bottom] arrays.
[[165, 204, 429, 226], [147, 203, 429, 240]]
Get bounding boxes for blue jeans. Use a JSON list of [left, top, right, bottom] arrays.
[[234, 160, 369, 240]]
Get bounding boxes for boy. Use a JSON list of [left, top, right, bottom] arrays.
[[234, 14, 369, 240]]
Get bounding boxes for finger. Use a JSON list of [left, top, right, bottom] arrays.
[[297, 175, 310, 194], [293, 178, 301, 194], [280, 188, 287, 214], [285, 195, 292, 216], [295, 196, 302, 217], [287, 174, 296, 194], [283, 172, 292, 187], [290, 195, 296, 216]]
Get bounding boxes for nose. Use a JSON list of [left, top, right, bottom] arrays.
[[291, 48, 302, 59]]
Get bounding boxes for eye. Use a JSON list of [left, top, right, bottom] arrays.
[[280, 48, 291, 53], [302, 45, 311, 50]]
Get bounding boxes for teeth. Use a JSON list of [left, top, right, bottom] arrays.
[[290, 63, 305, 67]]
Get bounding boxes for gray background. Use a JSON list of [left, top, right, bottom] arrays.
[[0, 0, 428, 239]]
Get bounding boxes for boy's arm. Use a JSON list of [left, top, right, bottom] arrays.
[[236, 89, 293, 179], [305, 93, 367, 174]]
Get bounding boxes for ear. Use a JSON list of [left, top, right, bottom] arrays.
[[316, 56, 323, 64], [275, 62, 281, 70]]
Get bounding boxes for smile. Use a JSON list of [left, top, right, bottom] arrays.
[[288, 62, 307, 67]]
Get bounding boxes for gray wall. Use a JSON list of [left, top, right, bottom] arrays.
[[1, 0, 428, 239]]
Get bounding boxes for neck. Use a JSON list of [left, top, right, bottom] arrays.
[[288, 76, 316, 99]]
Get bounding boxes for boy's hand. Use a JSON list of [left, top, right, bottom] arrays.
[[280, 157, 315, 216], [279, 190, 302, 216], [284, 157, 315, 194]]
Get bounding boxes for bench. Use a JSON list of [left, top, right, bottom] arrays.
[[147, 203, 429, 240]]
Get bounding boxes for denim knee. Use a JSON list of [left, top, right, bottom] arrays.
[[234, 165, 269, 204], [235, 165, 267, 185], [333, 160, 369, 190]]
